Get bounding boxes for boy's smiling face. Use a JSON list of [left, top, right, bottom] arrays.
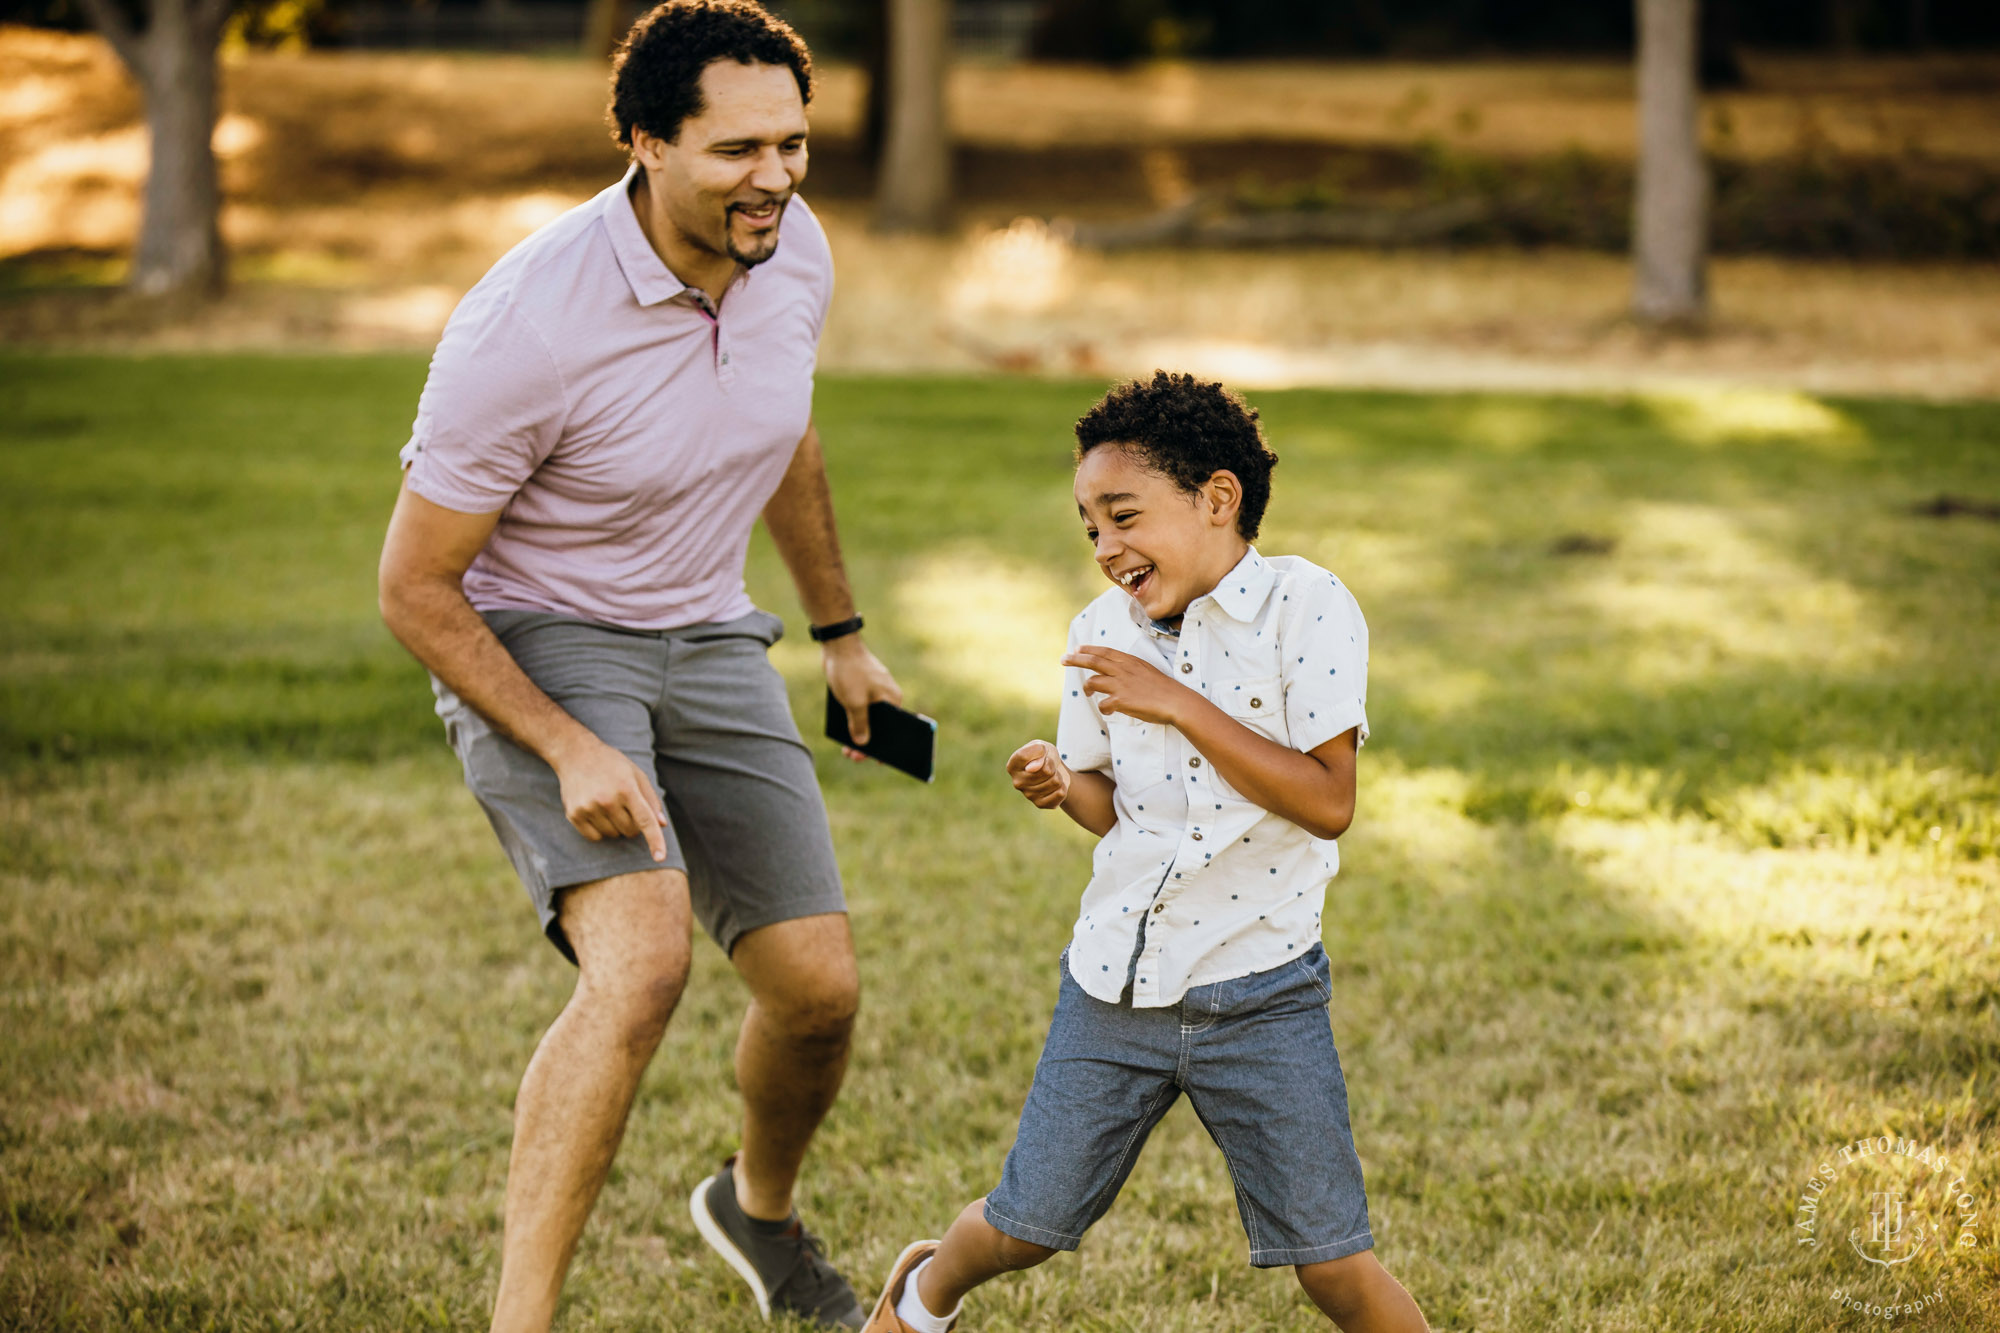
[[1075, 444, 1251, 625]]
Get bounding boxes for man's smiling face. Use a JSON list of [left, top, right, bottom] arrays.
[[636, 58, 809, 268], [1075, 444, 1247, 625]]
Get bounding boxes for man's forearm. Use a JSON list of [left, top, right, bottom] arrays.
[[381, 576, 594, 766], [762, 425, 856, 626]]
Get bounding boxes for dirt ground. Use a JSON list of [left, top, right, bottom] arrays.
[[5, 27, 1999, 395]]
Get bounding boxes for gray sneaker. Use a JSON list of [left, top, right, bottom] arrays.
[[689, 1157, 866, 1330]]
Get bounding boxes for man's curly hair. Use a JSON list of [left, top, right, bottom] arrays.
[[1074, 372, 1280, 541], [608, 0, 813, 148]]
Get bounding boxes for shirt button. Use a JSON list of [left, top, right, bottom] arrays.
[[1180, 663, 1193, 674], [1249, 697, 1262, 708], [1191, 832, 1204, 841], [1152, 903, 1164, 914], [1189, 757, 1202, 768]]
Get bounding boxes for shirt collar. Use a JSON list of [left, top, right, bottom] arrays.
[[1207, 547, 1276, 621], [1121, 547, 1275, 632], [602, 165, 752, 310], [603, 166, 684, 307]]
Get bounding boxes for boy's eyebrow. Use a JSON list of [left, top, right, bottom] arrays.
[[1088, 492, 1141, 507]]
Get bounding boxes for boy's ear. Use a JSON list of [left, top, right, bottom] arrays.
[[1204, 470, 1243, 526]]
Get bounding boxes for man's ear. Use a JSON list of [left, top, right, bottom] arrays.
[[1204, 470, 1243, 527], [630, 127, 670, 172]]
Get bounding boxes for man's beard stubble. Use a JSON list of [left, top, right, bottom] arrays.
[[725, 196, 790, 268]]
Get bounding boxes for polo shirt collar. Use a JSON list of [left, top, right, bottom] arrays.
[[603, 165, 700, 308], [1121, 546, 1275, 631]]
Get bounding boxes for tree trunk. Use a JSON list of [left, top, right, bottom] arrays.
[[874, 0, 950, 233], [80, 0, 231, 300], [861, 0, 889, 168], [583, 0, 625, 59], [1632, 0, 1707, 327]]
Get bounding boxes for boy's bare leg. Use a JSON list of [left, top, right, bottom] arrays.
[[727, 912, 861, 1220], [914, 1199, 1060, 1314], [491, 870, 694, 1333], [1296, 1251, 1431, 1333]]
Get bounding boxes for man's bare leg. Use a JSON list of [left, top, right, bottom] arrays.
[[490, 869, 693, 1333], [726, 912, 860, 1220]]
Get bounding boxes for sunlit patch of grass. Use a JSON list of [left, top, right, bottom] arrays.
[[2, 360, 1997, 1330], [1465, 757, 1998, 860], [895, 549, 1073, 710], [1708, 759, 2000, 859], [1565, 501, 1892, 681], [1640, 386, 1862, 448]]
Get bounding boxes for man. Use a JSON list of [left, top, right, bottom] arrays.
[[376, 4, 892, 1328]]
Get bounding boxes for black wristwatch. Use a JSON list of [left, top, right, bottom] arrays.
[[808, 614, 865, 643]]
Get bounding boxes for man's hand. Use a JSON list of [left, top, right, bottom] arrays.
[[824, 635, 902, 760], [1062, 646, 1198, 728], [552, 733, 670, 861], [1008, 739, 1073, 809]]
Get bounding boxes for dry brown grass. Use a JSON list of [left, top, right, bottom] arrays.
[[4, 28, 1999, 395]]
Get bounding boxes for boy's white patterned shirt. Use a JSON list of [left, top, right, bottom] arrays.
[[1057, 548, 1369, 1007]]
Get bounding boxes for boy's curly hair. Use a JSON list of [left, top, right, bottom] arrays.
[[608, 0, 813, 148], [1074, 372, 1280, 540]]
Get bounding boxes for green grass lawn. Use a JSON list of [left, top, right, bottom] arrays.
[[2, 355, 1997, 1331]]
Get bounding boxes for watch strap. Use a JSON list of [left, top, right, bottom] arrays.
[[808, 614, 865, 643]]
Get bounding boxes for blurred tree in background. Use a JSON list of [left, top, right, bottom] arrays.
[[8, 0, 1997, 55], [70, 0, 235, 299], [875, 0, 951, 230], [1633, 0, 1708, 326]]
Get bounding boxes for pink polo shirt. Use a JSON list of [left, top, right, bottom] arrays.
[[400, 167, 832, 630]]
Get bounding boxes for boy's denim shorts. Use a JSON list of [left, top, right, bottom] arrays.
[[983, 943, 1374, 1268]]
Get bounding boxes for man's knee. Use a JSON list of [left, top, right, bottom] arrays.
[[560, 870, 694, 1051], [765, 973, 860, 1049], [734, 912, 860, 1050], [583, 942, 689, 1051]]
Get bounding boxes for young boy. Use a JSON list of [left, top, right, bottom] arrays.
[[861, 373, 1430, 1332]]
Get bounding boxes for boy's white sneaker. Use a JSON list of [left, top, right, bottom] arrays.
[[861, 1240, 952, 1333]]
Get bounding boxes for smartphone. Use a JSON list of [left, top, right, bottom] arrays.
[[824, 691, 937, 784]]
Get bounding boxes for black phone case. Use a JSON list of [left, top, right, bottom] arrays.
[[824, 691, 937, 783]]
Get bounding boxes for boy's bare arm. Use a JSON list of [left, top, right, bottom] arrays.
[[1007, 741, 1118, 837], [1063, 647, 1357, 841]]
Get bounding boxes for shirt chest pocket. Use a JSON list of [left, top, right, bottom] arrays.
[[1203, 674, 1288, 801]]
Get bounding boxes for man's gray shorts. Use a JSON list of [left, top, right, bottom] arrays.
[[431, 607, 845, 963]]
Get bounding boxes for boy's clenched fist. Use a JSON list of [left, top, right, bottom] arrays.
[[1007, 739, 1072, 809]]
